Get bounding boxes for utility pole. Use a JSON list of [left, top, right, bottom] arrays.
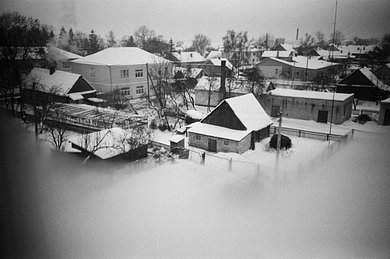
[[32, 82, 38, 137], [276, 106, 283, 171]]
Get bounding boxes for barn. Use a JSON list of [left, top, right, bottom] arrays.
[[188, 93, 273, 154]]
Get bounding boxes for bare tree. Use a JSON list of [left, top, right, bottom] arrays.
[[43, 112, 69, 151], [206, 77, 218, 112], [191, 34, 211, 56], [134, 26, 155, 48], [106, 30, 117, 47]]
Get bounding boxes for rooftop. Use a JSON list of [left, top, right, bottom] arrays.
[[171, 51, 206, 63], [269, 88, 354, 101], [24, 68, 95, 95], [71, 47, 171, 66]]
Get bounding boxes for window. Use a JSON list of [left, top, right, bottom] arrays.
[[196, 135, 201, 140], [275, 68, 279, 75], [135, 69, 143, 78], [295, 71, 299, 77], [224, 140, 229, 145], [89, 67, 95, 78], [121, 87, 130, 96], [120, 69, 129, 78], [63, 62, 70, 68], [136, 86, 144, 95]]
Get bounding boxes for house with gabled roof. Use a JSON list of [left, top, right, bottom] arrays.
[[188, 93, 272, 153], [71, 47, 171, 97], [22, 68, 97, 105], [373, 63, 390, 86], [256, 56, 343, 81], [337, 67, 390, 101]]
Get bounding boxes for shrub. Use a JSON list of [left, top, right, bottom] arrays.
[[158, 123, 168, 131], [269, 134, 292, 150], [149, 119, 157, 130]]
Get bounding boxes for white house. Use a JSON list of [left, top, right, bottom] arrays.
[[71, 47, 171, 97]]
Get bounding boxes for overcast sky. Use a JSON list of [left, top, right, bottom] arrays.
[[1, 0, 389, 47]]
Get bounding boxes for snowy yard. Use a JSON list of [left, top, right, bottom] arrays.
[[2, 112, 390, 258]]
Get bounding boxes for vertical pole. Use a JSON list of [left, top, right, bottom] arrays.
[[32, 82, 38, 137], [329, 86, 335, 138], [108, 65, 112, 92], [276, 107, 283, 170], [146, 63, 150, 98]]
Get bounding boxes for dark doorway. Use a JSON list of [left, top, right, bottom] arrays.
[[208, 138, 217, 152], [384, 109, 390, 125], [271, 105, 280, 117], [317, 110, 328, 123]]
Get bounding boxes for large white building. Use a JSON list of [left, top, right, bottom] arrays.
[[71, 47, 171, 98]]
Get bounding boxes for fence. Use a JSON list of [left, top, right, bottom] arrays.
[[270, 125, 350, 141], [184, 128, 354, 182]]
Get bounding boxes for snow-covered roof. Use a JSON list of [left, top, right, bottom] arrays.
[[188, 122, 252, 141], [48, 46, 82, 61], [24, 68, 96, 95], [68, 127, 136, 159], [261, 51, 293, 58], [314, 48, 350, 60], [206, 58, 234, 70], [206, 50, 222, 60], [380, 97, 390, 104], [222, 93, 273, 130], [186, 109, 206, 120], [358, 67, 390, 91], [172, 51, 206, 63], [71, 47, 171, 66], [173, 67, 203, 78], [259, 56, 338, 70], [269, 88, 354, 101]]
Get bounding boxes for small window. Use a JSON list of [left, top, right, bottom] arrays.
[[120, 69, 129, 78], [224, 140, 229, 145], [89, 67, 95, 78], [196, 135, 201, 140], [63, 62, 70, 68], [136, 86, 144, 95], [121, 87, 130, 96], [275, 68, 279, 75], [135, 69, 143, 78]]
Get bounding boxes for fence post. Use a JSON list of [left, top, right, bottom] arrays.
[[201, 152, 205, 165], [299, 130, 301, 138], [229, 158, 232, 171]]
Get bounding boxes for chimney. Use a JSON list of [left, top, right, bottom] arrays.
[[49, 66, 55, 75], [219, 60, 226, 101], [276, 51, 280, 58]]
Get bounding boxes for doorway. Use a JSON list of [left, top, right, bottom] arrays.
[[317, 110, 328, 123], [208, 138, 217, 152]]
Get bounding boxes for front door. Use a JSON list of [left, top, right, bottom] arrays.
[[317, 110, 328, 123], [208, 138, 217, 152]]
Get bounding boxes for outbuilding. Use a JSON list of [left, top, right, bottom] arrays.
[[188, 93, 272, 154], [260, 88, 354, 124], [378, 98, 390, 125]]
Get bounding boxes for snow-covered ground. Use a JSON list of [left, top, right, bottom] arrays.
[[2, 111, 390, 258]]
